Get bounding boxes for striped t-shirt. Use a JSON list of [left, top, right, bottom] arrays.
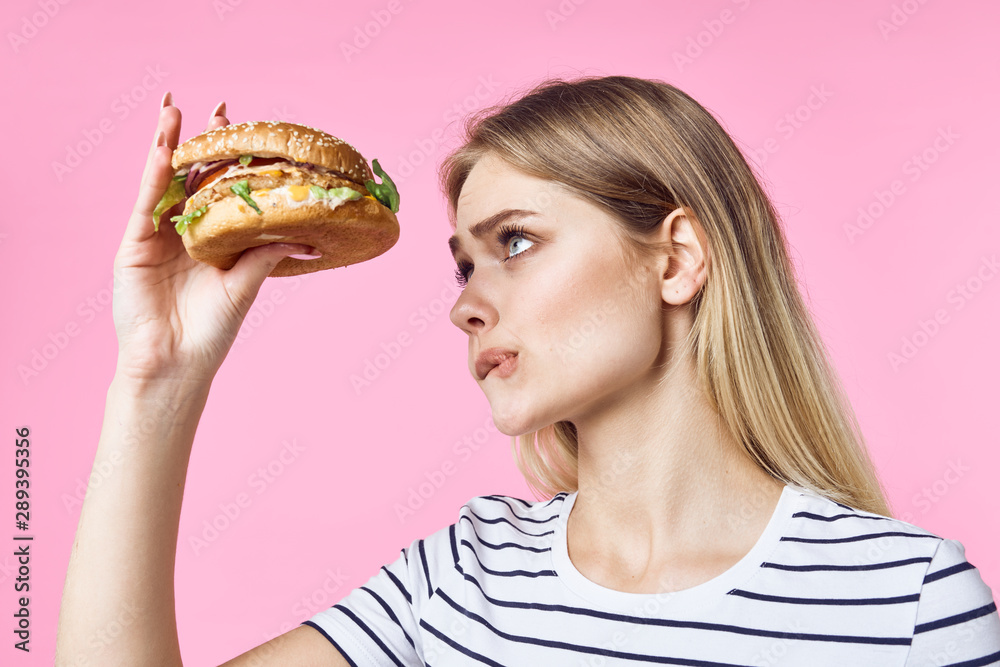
[[304, 483, 1000, 666]]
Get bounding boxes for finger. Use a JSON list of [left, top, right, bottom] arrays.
[[126, 133, 177, 244], [206, 101, 229, 132], [125, 99, 231, 247], [139, 94, 181, 188], [128, 97, 181, 243], [222, 244, 319, 311]]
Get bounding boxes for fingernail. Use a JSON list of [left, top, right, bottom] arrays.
[[289, 247, 322, 260], [161, 91, 172, 109], [209, 101, 226, 121], [155, 130, 166, 147]]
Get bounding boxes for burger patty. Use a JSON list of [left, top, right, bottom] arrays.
[[187, 168, 369, 211]]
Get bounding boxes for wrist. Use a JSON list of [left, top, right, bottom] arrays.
[[109, 366, 213, 410]]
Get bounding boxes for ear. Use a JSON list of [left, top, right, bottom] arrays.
[[653, 207, 710, 306]]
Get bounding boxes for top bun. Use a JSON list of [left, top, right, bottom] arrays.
[[171, 121, 374, 185]]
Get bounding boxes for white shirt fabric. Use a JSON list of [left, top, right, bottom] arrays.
[[304, 483, 1000, 666]]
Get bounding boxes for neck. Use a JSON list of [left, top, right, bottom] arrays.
[[565, 352, 785, 588]]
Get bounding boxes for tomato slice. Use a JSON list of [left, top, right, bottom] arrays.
[[196, 157, 289, 192]]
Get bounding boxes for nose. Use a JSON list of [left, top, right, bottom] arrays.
[[449, 280, 497, 335]]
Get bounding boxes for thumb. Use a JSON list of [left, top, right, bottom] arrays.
[[222, 243, 319, 308]]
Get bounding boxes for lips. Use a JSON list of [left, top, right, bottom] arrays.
[[475, 347, 518, 381]]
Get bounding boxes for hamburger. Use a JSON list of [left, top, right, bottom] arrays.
[[152, 120, 400, 277]]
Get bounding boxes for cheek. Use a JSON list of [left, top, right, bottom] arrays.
[[532, 251, 657, 366]]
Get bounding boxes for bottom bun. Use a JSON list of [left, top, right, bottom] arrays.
[[179, 192, 400, 277]]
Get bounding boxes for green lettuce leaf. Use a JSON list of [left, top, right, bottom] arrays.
[[152, 177, 187, 232], [230, 180, 263, 214], [363, 159, 400, 213], [170, 205, 208, 235]]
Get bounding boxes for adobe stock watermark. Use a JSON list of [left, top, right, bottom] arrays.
[[54, 599, 142, 667], [723, 479, 785, 533], [340, 0, 409, 62], [843, 126, 959, 244], [260, 567, 351, 645], [349, 277, 464, 394], [748, 620, 809, 667], [213, 0, 245, 20], [61, 450, 125, 515], [887, 254, 997, 371], [877, 0, 931, 40], [51, 65, 170, 182], [855, 458, 972, 566], [61, 393, 199, 515], [545, 0, 588, 30], [392, 75, 501, 184], [0, 555, 20, 586], [7, 0, 72, 54], [17, 268, 128, 385], [393, 413, 501, 523], [188, 438, 306, 556], [552, 268, 643, 364], [234, 275, 307, 345], [920, 603, 1000, 667], [270, 105, 296, 123], [747, 85, 833, 167], [672, 0, 752, 72]]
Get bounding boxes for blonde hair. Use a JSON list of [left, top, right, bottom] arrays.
[[439, 75, 894, 517]]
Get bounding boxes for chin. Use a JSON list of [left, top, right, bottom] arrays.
[[486, 397, 548, 438]]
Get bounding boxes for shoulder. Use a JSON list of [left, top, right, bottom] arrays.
[[779, 486, 996, 602], [460, 492, 569, 527], [783, 484, 944, 549], [453, 492, 568, 547], [763, 486, 947, 597], [415, 492, 569, 584]]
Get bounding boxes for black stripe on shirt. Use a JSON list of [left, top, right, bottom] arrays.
[[923, 561, 975, 584], [477, 495, 561, 523], [419, 618, 508, 666], [727, 589, 919, 605], [792, 510, 891, 522], [418, 538, 433, 599], [460, 538, 557, 578], [302, 620, 361, 667], [484, 494, 533, 509], [940, 649, 1000, 667], [781, 531, 940, 544], [761, 556, 933, 572], [449, 523, 464, 576], [461, 516, 551, 553], [463, 508, 556, 537], [432, 589, 822, 665], [359, 586, 417, 651], [381, 565, 411, 604], [542, 492, 569, 507], [333, 603, 406, 666], [453, 570, 910, 645], [914, 602, 999, 634]]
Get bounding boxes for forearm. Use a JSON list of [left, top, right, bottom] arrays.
[[56, 371, 212, 667]]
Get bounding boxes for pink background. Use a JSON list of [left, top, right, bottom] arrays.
[[4, 0, 998, 664]]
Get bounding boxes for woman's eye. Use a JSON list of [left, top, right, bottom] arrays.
[[453, 227, 535, 288], [506, 236, 533, 259]]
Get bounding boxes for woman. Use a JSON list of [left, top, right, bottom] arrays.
[[57, 76, 999, 666]]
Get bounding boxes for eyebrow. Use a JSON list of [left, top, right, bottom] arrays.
[[448, 209, 538, 260]]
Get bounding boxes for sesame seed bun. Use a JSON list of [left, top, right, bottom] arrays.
[[172, 121, 374, 185], [169, 121, 399, 277]]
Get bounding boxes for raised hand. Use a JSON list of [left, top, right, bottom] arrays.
[[112, 95, 317, 383]]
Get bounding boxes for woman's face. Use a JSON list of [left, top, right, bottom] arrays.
[[448, 154, 667, 437]]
